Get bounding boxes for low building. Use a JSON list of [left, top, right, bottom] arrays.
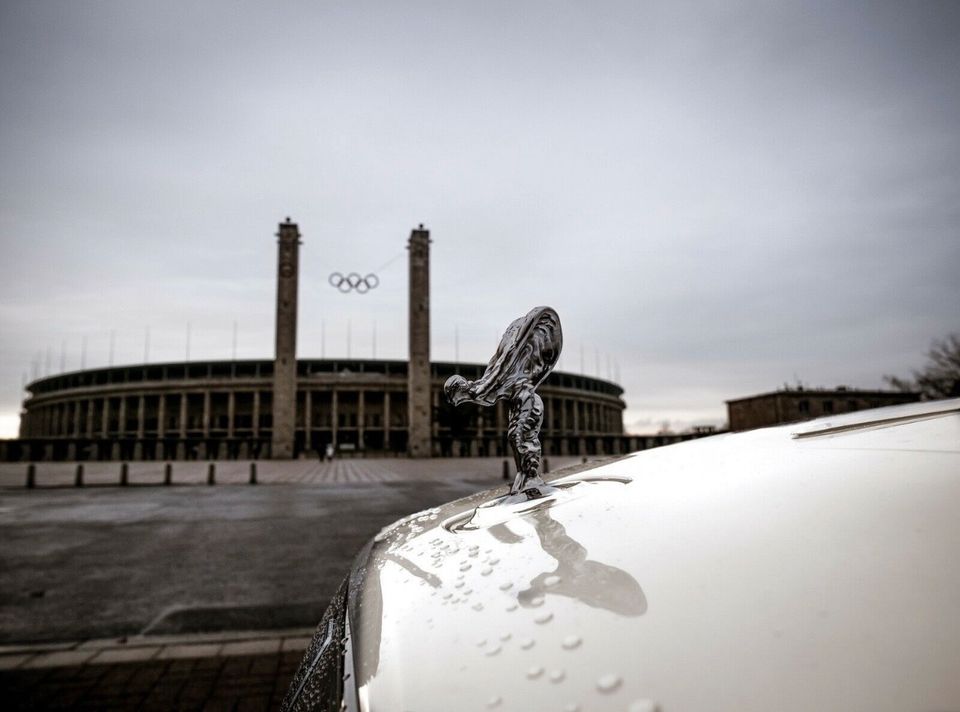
[[726, 387, 920, 432]]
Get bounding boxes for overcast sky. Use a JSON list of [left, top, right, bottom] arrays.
[[1, 1, 957, 438]]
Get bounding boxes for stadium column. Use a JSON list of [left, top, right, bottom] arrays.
[[135, 395, 145, 459], [384, 391, 391, 443], [157, 396, 166, 438], [407, 225, 431, 458], [304, 390, 311, 449], [331, 390, 338, 447], [358, 391, 365, 450], [73, 401, 82, 438], [272, 218, 301, 459], [156, 395, 166, 460]]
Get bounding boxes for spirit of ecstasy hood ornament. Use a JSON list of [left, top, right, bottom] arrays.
[[444, 307, 563, 499]]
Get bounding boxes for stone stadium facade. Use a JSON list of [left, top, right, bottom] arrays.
[[9, 358, 646, 461]]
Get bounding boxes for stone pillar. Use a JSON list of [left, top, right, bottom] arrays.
[[157, 395, 166, 437], [202, 391, 211, 437], [227, 391, 235, 438], [117, 397, 127, 435], [86, 399, 95, 438], [384, 391, 391, 442], [101, 398, 110, 437], [304, 390, 312, 452], [136, 395, 145, 439], [407, 225, 431, 457], [155, 394, 166, 459], [176, 395, 187, 459], [253, 391, 261, 437], [179, 394, 187, 438], [358, 390, 365, 451], [331, 389, 338, 447], [73, 401, 82, 438], [134, 395, 145, 459], [272, 218, 301, 459]]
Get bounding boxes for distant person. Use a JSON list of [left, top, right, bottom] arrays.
[[325, 443, 335, 461]]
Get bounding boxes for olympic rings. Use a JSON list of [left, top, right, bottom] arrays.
[[328, 272, 380, 294]]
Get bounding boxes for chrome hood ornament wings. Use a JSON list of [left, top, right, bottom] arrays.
[[444, 306, 563, 499]]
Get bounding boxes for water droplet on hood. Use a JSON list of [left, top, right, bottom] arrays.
[[486, 695, 502, 708], [544, 574, 562, 587], [520, 637, 535, 650], [596, 673, 622, 693], [561, 635, 582, 650], [499, 582, 513, 591], [484, 644, 501, 656], [534, 612, 553, 624], [526, 666, 544, 679], [549, 669, 566, 683], [628, 701, 660, 712]]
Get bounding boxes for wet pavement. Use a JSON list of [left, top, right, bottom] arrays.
[[0, 457, 581, 644]]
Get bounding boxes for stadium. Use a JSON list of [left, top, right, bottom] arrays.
[[12, 357, 637, 461], [2, 219, 702, 462]]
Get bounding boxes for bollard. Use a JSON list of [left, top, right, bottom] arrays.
[[502, 459, 510, 481], [207, 462, 216, 485], [120, 462, 129, 486], [74, 463, 84, 488], [26, 463, 36, 489], [163, 462, 172, 486], [582, 456, 588, 464], [249, 461, 258, 485], [543, 457, 550, 474]]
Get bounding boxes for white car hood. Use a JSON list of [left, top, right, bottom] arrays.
[[346, 399, 960, 712]]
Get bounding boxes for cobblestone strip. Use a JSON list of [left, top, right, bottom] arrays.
[[0, 628, 313, 671], [2, 649, 305, 711]]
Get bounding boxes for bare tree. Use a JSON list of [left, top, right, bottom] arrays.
[[885, 333, 960, 400]]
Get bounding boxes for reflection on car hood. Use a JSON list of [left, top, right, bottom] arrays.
[[350, 400, 960, 711]]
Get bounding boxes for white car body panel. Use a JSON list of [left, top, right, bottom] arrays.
[[292, 399, 960, 712]]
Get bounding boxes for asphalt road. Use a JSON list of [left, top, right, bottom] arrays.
[[0, 475, 497, 644]]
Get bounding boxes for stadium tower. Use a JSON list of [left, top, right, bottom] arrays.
[[272, 218, 300, 458]]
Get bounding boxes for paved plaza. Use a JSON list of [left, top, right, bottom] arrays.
[[0, 456, 584, 709]]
